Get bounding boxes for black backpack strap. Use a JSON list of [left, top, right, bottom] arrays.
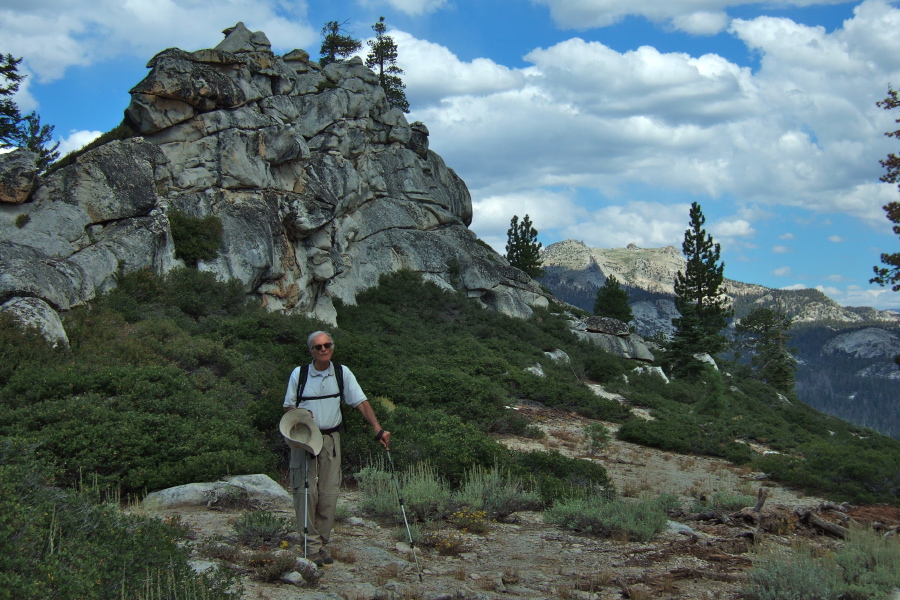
[[333, 362, 345, 403], [294, 362, 345, 407], [295, 364, 310, 408]]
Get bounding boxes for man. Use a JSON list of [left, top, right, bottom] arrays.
[[283, 330, 391, 566]]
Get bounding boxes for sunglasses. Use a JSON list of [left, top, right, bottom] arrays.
[[312, 342, 334, 351]]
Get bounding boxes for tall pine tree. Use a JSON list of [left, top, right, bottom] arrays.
[[871, 86, 900, 368], [735, 306, 797, 393], [505, 214, 544, 279], [319, 20, 361, 67], [594, 275, 633, 323], [365, 17, 409, 113], [669, 202, 731, 376], [0, 53, 24, 147], [1, 53, 59, 172]]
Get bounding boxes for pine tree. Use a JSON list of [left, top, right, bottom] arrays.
[[669, 202, 731, 375], [14, 112, 59, 172], [872, 86, 900, 293], [505, 214, 544, 279], [871, 86, 900, 368], [319, 20, 362, 67], [0, 53, 25, 148], [594, 275, 633, 323], [365, 17, 409, 113], [735, 307, 797, 393], [1, 53, 59, 172]]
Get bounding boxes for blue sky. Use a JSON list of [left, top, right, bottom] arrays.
[[3, 0, 900, 310]]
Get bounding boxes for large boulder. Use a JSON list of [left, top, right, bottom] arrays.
[[0, 23, 549, 343], [0, 149, 38, 204]]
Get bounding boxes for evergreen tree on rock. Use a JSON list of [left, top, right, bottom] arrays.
[[669, 202, 731, 376], [365, 17, 409, 113], [0, 53, 24, 147], [319, 20, 362, 67], [505, 214, 544, 279], [594, 275, 633, 323], [0, 52, 59, 172]]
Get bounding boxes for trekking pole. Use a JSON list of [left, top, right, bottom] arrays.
[[385, 449, 423, 582], [303, 451, 309, 559]]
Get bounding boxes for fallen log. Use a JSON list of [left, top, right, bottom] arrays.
[[800, 511, 848, 538]]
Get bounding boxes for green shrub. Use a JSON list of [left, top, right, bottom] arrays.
[[356, 461, 452, 523], [355, 464, 398, 519], [544, 494, 671, 542], [745, 526, 900, 600], [0, 314, 59, 386], [14, 213, 30, 228], [616, 417, 698, 454], [744, 544, 842, 600], [399, 462, 453, 522], [247, 551, 300, 582], [168, 211, 224, 267], [834, 525, 900, 598], [691, 491, 756, 512], [231, 511, 294, 547], [0, 366, 274, 493], [512, 450, 613, 504], [581, 351, 630, 383], [388, 407, 512, 487], [454, 463, 541, 519], [0, 442, 238, 600], [584, 422, 611, 455]]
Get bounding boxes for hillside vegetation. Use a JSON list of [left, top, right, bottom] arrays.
[[3, 267, 900, 598], [2, 267, 899, 507]]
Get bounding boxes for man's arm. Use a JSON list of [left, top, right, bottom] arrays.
[[356, 400, 391, 449]]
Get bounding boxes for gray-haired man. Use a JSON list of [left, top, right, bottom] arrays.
[[283, 330, 390, 566]]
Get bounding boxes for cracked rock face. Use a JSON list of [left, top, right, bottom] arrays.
[[0, 23, 548, 340]]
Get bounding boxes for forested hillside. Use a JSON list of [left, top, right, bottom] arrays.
[[540, 271, 900, 440], [2, 267, 899, 506]]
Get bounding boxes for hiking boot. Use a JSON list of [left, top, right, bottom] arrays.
[[309, 550, 333, 566]]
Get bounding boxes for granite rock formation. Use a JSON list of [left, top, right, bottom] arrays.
[[0, 23, 547, 342]]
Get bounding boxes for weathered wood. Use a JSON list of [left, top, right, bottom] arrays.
[[803, 511, 848, 538], [753, 487, 769, 512]]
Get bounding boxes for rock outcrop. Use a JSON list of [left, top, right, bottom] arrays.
[[823, 327, 900, 359], [0, 23, 547, 340]]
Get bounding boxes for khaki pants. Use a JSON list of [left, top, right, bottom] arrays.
[[290, 432, 341, 554]]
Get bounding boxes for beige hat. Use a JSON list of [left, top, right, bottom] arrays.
[[279, 408, 323, 456]]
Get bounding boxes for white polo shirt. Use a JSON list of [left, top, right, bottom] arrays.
[[283, 362, 367, 430]]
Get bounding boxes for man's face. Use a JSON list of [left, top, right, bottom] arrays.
[[309, 334, 334, 363]]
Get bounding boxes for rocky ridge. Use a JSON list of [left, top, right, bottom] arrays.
[[540, 239, 900, 325], [0, 23, 547, 346]]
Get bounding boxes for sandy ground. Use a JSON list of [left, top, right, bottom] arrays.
[[143, 403, 899, 600]]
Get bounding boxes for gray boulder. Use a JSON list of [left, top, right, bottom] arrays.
[[142, 473, 291, 510], [0, 149, 38, 204], [0, 296, 69, 348], [574, 329, 656, 362]]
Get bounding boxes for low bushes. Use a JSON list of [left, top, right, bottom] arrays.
[[544, 493, 674, 542], [0, 442, 238, 600], [744, 526, 900, 600]]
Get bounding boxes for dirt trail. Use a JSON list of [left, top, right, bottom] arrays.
[[145, 404, 899, 600]]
